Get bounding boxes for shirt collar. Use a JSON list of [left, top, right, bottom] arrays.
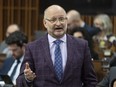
[[15, 55, 24, 63], [48, 34, 67, 44], [80, 22, 85, 27]]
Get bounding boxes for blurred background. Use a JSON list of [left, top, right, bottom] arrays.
[[0, 0, 116, 83]]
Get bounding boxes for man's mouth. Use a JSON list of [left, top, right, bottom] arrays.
[[55, 28, 63, 30]]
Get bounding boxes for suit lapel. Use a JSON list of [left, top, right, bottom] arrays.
[[62, 35, 74, 82], [41, 34, 55, 73], [41, 34, 74, 82]]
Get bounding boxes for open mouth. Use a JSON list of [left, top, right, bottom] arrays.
[[55, 28, 63, 30]]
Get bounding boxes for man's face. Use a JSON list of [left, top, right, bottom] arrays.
[[8, 44, 24, 59], [44, 8, 67, 38], [67, 18, 81, 29]]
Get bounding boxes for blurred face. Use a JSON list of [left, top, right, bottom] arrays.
[[94, 19, 104, 30], [44, 7, 67, 39], [6, 25, 19, 37], [8, 44, 24, 59], [73, 32, 84, 39], [67, 17, 81, 30]]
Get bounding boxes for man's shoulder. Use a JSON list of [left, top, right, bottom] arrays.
[[27, 35, 47, 47]]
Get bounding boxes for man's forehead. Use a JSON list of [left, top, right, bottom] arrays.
[[44, 5, 66, 18], [7, 25, 19, 32]]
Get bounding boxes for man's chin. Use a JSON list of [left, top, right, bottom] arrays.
[[54, 32, 65, 38]]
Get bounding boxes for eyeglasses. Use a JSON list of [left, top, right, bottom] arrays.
[[46, 17, 67, 24]]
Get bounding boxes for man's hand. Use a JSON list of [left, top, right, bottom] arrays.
[[24, 62, 36, 81]]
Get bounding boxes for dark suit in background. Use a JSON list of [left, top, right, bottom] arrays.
[[0, 57, 14, 81], [83, 23, 101, 37], [17, 34, 97, 87], [0, 57, 14, 75], [82, 24, 100, 60]]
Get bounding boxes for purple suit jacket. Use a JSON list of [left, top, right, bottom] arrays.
[[16, 34, 97, 87]]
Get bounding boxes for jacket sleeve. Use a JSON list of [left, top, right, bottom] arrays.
[[16, 44, 34, 87]]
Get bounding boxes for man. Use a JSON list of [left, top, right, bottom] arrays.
[[67, 10, 100, 60], [17, 5, 97, 87], [0, 24, 20, 57], [67, 10, 101, 36], [0, 31, 28, 85]]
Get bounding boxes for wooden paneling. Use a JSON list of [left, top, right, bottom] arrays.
[[0, 0, 39, 42], [0, 0, 3, 42]]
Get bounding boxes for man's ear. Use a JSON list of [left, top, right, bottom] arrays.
[[43, 19, 47, 28]]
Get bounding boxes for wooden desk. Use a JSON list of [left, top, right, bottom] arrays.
[[92, 60, 107, 82]]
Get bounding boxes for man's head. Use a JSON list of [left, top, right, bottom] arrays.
[[43, 5, 67, 39], [6, 24, 20, 37], [67, 10, 82, 30], [5, 31, 28, 59]]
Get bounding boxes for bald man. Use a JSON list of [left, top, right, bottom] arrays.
[[0, 24, 20, 57], [67, 10, 101, 37], [67, 10, 82, 30], [17, 5, 97, 87]]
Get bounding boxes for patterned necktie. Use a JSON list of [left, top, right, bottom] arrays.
[[54, 40, 63, 81], [10, 59, 20, 80]]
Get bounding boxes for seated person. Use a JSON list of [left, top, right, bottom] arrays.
[[67, 10, 101, 36], [0, 31, 28, 85], [0, 24, 21, 57], [93, 14, 115, 49]]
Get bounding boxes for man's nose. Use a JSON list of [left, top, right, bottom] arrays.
[[55, 19, 61, 25]]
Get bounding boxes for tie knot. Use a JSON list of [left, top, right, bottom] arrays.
[[17, 59, 20, 63], [54, 40, 62, 45]]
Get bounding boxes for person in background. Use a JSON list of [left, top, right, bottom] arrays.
[[71, 27, 99, 60], [0, 24, 20, 57], [93, 14, 114, 49], [67, 10, 101, 36], [67, 10, 100, 60], [17, 5, 97, 87], [0, 31, 28, 85]]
